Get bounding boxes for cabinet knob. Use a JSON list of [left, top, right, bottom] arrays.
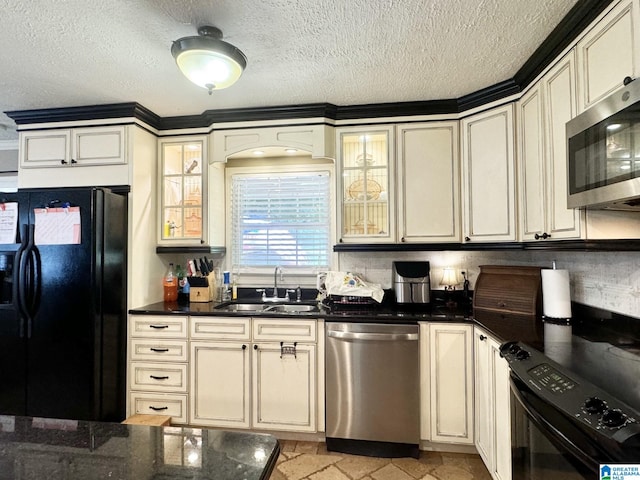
[[534, 232, 551, 240], [479, 334, 486, 341], [401, 237, 406, 242], [464, 236, 470, 242], [254, 345, 258, 350], [242, 344, 247, 350], [60, 159, 67, 165], [70, 159, 77, 164]]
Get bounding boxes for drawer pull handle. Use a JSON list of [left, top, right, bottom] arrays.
[[150, 375, 169, 380], [150, 348, 169, 352], [149, 324, 169, 329], [149, 406, 169, 411]]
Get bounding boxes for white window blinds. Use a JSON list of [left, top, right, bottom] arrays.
[[231, 172, 331, 268]]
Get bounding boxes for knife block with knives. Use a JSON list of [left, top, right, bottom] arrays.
[[188, 273, 216, 303]]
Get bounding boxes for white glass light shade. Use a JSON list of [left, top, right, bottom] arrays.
[[440, 268, 459, 288], [172, 26, 247, 94]]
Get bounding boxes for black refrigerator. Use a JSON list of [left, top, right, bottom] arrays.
[[0, 187, 127, 422]]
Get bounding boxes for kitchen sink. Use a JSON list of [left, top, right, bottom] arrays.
[[214, 302, 321, 314], [263, 304, 319, 313], [217, 303, 266, 312]]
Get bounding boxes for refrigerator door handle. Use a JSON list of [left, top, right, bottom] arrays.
[[18, 224, 37, 339], [15, 224, 30, 338]]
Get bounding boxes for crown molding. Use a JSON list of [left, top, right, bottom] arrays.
[[4, 0, 615, 129]]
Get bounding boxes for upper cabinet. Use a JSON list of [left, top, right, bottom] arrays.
[[576, 0, 640, 113], [158, 136, 208, 246], [336, 126, 395, 243], [517, 52, 583, 241], [18, 125, 130, 188], [461, 104, 517, 243], [396, 122, 461, 243], [20, 126, 126, 169]]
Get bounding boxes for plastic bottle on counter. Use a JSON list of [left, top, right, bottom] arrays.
[[222, 270, 231, 301], [163, 263, 179, 303]]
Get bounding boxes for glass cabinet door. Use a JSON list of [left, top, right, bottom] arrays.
[[159, 137, 207, 244], [338, 127, 393, 242]]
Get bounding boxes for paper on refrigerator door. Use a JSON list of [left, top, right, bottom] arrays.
[[34, 207, 81, 245], [0, 202, 18, 244]]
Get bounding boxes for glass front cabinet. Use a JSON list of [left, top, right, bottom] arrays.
[[158, 136, 208, 246], [337, 126, 394, 243]]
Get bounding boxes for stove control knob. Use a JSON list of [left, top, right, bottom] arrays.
[[515, 349, 530, 360], [601, 409, 627, 428], [583, 397, 607, 415]]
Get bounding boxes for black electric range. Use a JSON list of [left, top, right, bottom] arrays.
[[500, 304, 640, 471]]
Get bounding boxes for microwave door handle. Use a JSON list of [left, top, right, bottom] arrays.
[[510, 377, 598, 472]]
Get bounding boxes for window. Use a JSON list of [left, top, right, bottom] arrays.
[[230, 171, 331, 270]]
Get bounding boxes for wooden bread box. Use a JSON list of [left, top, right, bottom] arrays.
[[473, 265, 542, 317]]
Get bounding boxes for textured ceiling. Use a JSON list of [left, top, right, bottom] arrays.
[[0, 0, 579, 141]]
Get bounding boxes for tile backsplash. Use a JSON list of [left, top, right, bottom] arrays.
[[338, 250, 640, 318]]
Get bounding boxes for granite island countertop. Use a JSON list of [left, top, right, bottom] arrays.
[[0, 416, 279, 480]]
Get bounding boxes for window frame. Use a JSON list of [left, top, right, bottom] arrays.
[[225, 162, 336, 285]]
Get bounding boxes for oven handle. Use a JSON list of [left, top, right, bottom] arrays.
[[510, 375, 597, 470]]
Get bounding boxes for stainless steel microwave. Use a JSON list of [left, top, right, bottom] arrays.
[[567, 77, 640, 210]]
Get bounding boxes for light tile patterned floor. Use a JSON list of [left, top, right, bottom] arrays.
[[271, 441, 492, 480]]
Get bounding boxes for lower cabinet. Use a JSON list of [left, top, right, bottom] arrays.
[[190, 341, 250, 428], [252, 342, 317, 432], [420, 323, 474, 444], [474, 326, 512, 480], [128, 315, 323, 434]]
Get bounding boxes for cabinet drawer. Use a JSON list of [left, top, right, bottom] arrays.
[[130, 362, 188, 393], [191, 317, 251, 340], [252, 318, 317, 342], [130, 393, 188, 424], [130, 339, 188, 362], [130, 315, 188, 339]]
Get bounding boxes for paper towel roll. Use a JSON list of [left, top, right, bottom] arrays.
[[541, 269, 572, 319]]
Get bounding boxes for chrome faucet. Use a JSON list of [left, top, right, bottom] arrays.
[[273, 266, 282, 298], [259, 266, 288, 302]]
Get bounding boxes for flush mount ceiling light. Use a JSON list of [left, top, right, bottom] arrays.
[[171, 25, 247, 95]]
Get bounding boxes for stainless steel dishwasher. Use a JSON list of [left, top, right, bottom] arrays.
[[325, 322, 420, 458]]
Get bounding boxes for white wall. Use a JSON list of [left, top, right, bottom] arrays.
[[337, 250, 640, 318]]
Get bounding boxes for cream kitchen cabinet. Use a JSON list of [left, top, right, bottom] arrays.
[[541, 52, 582, 240], [189, 316, 251, 428], [461, 105, 517, 242], [517, 53, 583, 242], [252, 342, 317, 432], [336, 125, 395, 243], [396, 122, 461, 243], [576, 0, 639, 113], [20, 126, 126, 169], [421, 323, 474, 445], [18, 125, 131, 188], [158, 136, 208, 246], [474, 327, 511, 480], [188, 316, 321, 433], [128, 315, 189, 424]]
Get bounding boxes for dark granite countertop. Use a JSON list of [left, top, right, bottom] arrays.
[[0, 416, 279, 480]]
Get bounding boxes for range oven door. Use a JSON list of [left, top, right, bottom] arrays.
[[510, 375, 598, 480]]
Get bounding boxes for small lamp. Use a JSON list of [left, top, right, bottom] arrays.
[[440, 268, 459, 291], [440, 267, 459, 308], [172, 25, 247, 95]]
